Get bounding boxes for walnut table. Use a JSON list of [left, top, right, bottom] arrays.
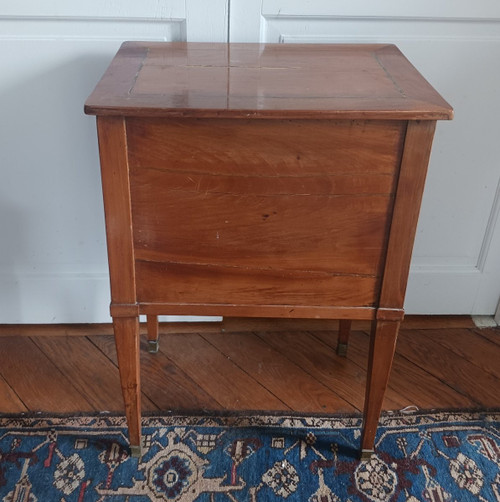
[[85, 42, 452, 458]]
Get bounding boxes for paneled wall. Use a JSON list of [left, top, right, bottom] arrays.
[[1, 0, 499, 322], [0, 1, 227, 323], [231, 0, 500, 315]]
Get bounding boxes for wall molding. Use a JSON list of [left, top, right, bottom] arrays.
[[260, 0, 500, 20], [0, 15, 185, 22], [477, 178, 500, 272], [280, 34, 500, 43], [263, 14, 500, 24], [0, 15, 186, 41], [264, 15, 500, 43]]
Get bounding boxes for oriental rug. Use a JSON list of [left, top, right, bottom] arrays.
[[0, 410, 499, 501]]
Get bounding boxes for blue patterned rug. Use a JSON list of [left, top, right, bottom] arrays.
[[0, 410, 499, 501]]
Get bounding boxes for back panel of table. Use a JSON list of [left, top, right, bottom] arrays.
[[126, 118, 406, 309]]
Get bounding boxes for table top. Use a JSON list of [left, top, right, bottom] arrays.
[[85, 42, 452, 120]]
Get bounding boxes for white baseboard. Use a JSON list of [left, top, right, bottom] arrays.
[[0, 272, 110, 323], [0, 272, 220, 324], [471, 315, 498, 328]]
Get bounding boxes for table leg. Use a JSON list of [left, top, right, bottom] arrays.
[[360, 319, 399, 459], [146, 315, 159, 353], [336, 319, 352, 356], [113, 316, 142, 457]]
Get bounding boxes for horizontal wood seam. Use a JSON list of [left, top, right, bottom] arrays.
[[134, 259, 379, 279]]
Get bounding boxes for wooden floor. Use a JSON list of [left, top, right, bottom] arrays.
[[0, 317, 499, 415]]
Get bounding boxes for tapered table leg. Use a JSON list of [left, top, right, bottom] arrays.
[[146, 315, 159, 353], [361, 319, 399, 459], [113, 316, 142, 457], [336, 319, 352, 356]]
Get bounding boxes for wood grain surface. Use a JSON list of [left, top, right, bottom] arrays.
[[396, 330, 500, 405], [32, 336, 126, 410], [128, 117, 407, 311], [257, 331, 372, 411], [96, 117, 137, 306], [379, 120, 437, 309], [131, 174, 394, 275], [85, 42, 453, 119], [0, 373, 27, 413], [0, 337, 90, 412], [1, 321, 497, 415], [126, 118, 405, 176], [204, 332, 355, 413], [91, 335, 216, 411], [157, 333, 287, 410], [314, 330, 478, 409], [135, 260, 380, 307]]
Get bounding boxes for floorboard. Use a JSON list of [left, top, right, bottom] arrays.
[[91, 335, 223, 411], [411, 328, 500, 380], [203, 332, 355, 413], [0, 319, 498, 415], [331, 330, 477, 410], [396, 330, 500, 407], [0, 337, 91, 412], [158, 333, 287, 411], [475, 327, 500, 347], [0, 374, 27, 413], [33, 336, 126, 411], [256, 331, 371, 411]]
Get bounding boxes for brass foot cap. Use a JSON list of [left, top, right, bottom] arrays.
[[336, 343, 348, 357], [147, 340, 159, 353], [130, 445, 142, 458], [360, 449, 374, 460]]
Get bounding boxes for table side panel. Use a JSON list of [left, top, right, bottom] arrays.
[[127, 118, 406, 309], [135, 261, 379, 307], [131, 175, 395, 275], [126, 118, 404, 176]]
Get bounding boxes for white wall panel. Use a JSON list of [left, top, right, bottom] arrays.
[[0, 1, 228, 323], [230, 1, 500, 315]]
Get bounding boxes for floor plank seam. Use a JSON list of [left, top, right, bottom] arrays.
[[154, 336, 227, 411], [254, 330, 360, 412], [198, 332, 293, 412]]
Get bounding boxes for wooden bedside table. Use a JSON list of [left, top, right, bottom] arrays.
[[85, 42, 452, 458]]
